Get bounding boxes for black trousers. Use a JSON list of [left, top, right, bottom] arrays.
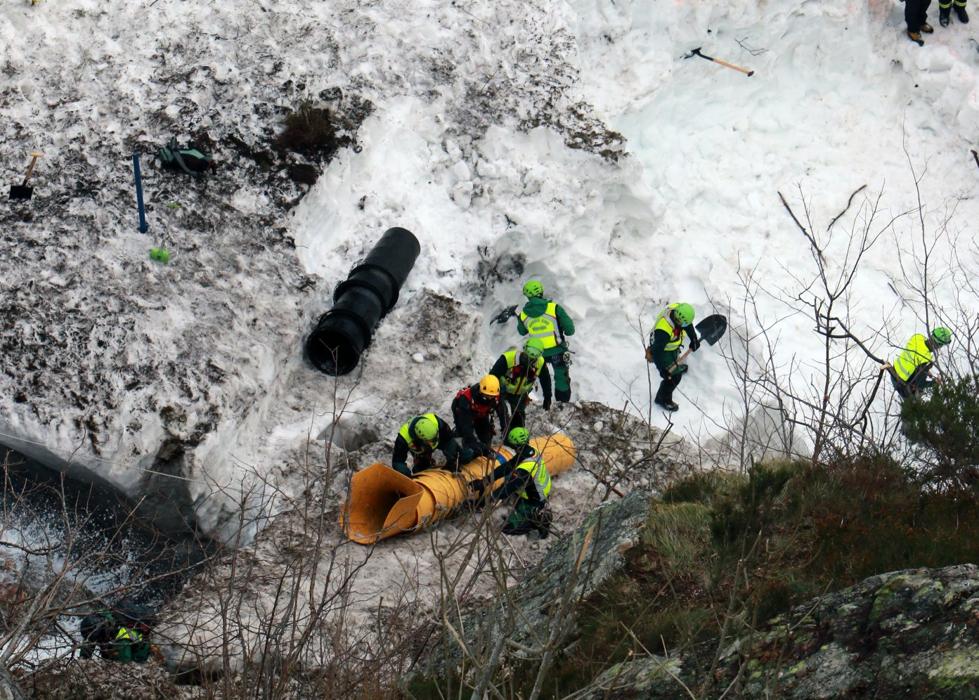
[[655, 373, 682, 405], [906, 0, 932, 31], [505, 394, 530, 428]]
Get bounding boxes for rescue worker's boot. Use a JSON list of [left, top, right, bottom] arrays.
[[954, 3, 969, 22], [534, 507, 552, 539], [655, 399, 679, 412], [502, 501, 537, 536], [940, 6, 952, 25]]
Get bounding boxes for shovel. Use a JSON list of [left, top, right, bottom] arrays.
[[672, 314, 728, 368], [683, 47, 754, 77], [9, 152, 42, 200]]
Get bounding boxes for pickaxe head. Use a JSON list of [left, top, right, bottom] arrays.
[[682, 47, 703, 59]]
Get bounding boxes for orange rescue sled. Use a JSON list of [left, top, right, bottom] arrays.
[[341, 434, 576, 544]]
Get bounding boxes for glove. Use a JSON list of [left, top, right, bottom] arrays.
[[689, 337, 701, 352], [671, 363, 690, 377], [543, 396, 552, 411], [392, 462, 411, 477], [644, 347, 654, 363]]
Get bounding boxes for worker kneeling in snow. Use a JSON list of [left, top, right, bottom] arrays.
[[392, 413, 461, 477], [467, 427, 552, 538]]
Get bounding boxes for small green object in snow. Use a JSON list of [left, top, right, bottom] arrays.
[[149, 247, 170, 264]]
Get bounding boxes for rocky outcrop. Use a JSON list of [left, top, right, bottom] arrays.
[[579, 564, 979, 699], [425, 492, 651, 675]]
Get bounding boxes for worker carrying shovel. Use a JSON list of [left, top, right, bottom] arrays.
[[645, 303, 728, 412]]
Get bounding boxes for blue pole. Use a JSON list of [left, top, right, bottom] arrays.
[[132, 152, 149, 233]]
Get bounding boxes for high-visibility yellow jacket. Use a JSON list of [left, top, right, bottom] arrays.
[[654, 304, 688, 352], [398, 413, 440, 453], [498, 348, 545, 396], [519, 301, 561, 350], [893, 334, 933, 382], [515, 456, 551, 502]]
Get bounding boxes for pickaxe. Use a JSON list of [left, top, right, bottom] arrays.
[[683, 47, 754, 77]]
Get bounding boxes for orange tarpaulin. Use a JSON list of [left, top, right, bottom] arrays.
[[341, 434, 576, 544]]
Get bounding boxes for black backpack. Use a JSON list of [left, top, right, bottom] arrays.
[[158, 137, 213, 175]]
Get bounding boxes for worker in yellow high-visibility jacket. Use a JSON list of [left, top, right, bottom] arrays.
[[889, 327, 951, 398]]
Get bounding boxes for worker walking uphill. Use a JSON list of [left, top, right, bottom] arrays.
[[517, 279, 575, 404], [391, 413, 461, 477], [490, 338, 552, 428], [888, 327, 952, 399], [645, 303, 700, 412], [452, 375, 508, 463], [467, 427, 552, 538]]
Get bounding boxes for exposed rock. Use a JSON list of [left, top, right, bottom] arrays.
[[577, 564, 979, 698], [426, 492, 651, 675]]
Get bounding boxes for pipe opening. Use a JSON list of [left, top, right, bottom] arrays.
[[306, 327, 361, 376]]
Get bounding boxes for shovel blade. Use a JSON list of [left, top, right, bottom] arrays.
[[9, 184, 33, 200], [696, 314, 727, 345]]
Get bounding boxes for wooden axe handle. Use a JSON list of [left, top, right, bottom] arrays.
[[710, 57, 754, 76]]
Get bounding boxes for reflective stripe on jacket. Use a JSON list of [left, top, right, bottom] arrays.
[[116, 627, 142, 643], [894, 334, 933, 381], [502, 349, 544, 396], [516, 456, 551, 501], [654, 304, 686, 352], [398, 412, 439, 453], [519, 301, 560, 349]]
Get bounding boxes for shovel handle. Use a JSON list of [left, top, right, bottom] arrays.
[[22, 152, 42, 184]]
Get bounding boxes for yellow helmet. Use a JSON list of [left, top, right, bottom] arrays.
[[479, 374, 501, 398]]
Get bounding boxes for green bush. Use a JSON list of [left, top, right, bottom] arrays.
[[900, 375, 979, 494]]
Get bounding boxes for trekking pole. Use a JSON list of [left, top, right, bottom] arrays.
[[132, 152, 149, 234]]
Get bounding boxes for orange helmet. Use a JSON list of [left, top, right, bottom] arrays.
[[478, 374, 501, 398]]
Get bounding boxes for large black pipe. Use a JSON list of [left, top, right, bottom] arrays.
[[305, 227, 421, 375]]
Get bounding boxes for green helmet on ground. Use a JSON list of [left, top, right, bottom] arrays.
[[673, 303, 695, 326], [522, 279, 544, 298], [412, 416, 439, 442], [506, 427, 530, 447], [931, 327, 952, 346], [523, 338, 545, 361]]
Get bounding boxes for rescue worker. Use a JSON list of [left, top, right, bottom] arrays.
[[645, 302, 700, 412], [113, 624, 151, 663], [452, 374, 508, 463], [905, 0, 934, 44], [467, 427, 552, 538], [490, 338, 552, 428], [78, 601, 155, 663], [516, 279, 576, 404], [888, 327, 952, 399], [391, 413, 461, 476], [939, 0, 968, 26]]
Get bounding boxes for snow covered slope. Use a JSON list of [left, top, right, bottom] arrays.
[[1, 0, 977, 543]]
